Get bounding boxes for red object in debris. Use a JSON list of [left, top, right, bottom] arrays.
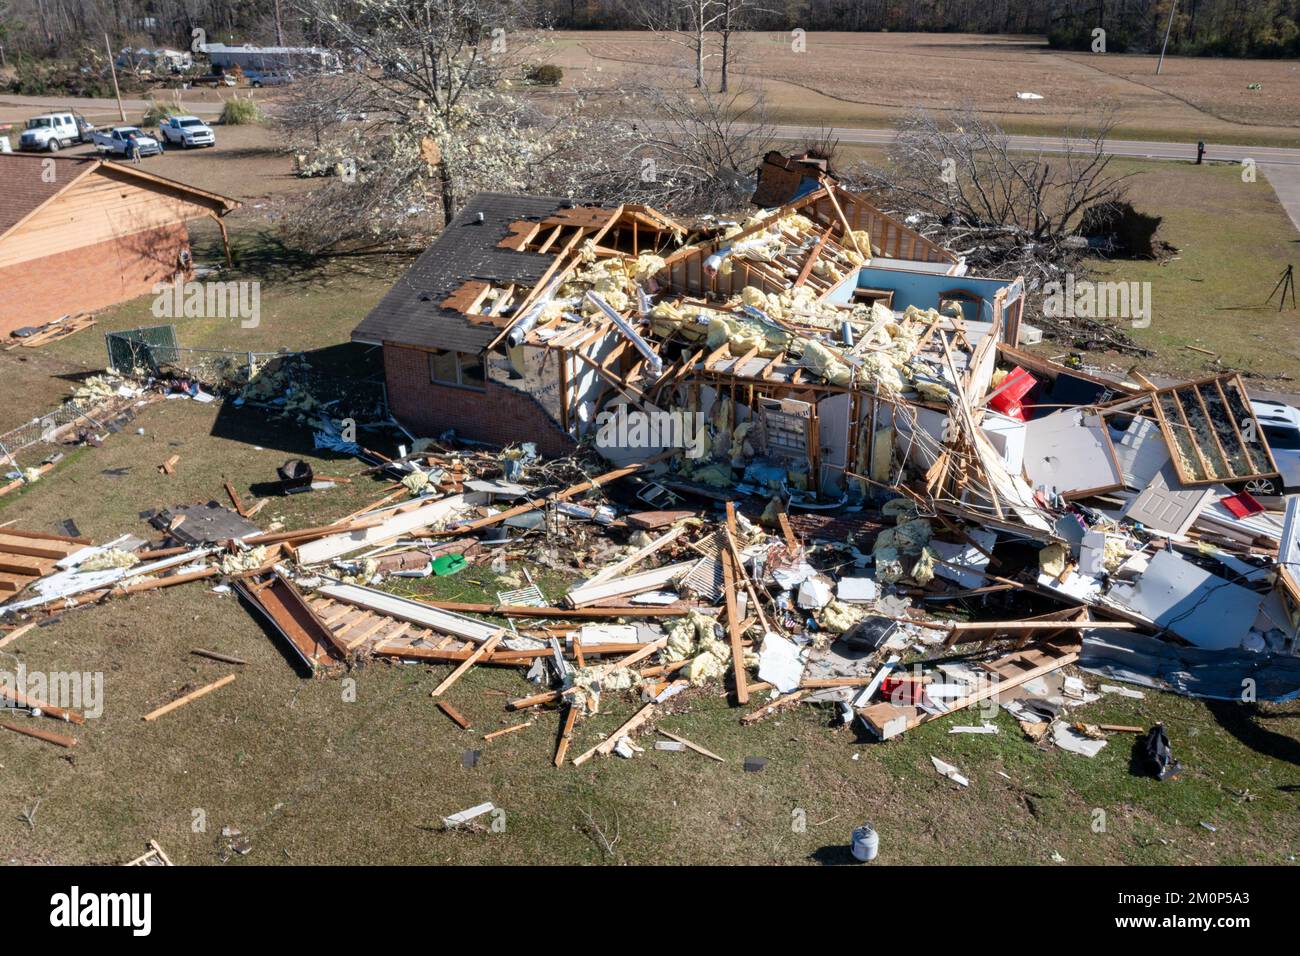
[[880, 675, 925, 705], [988, 366, 1035, 421], [1220, 491, 1265, 518]]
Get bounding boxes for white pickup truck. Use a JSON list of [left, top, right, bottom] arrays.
[[92, 126, 164, 158], [18, 112, 94, 152], [157, 115, 215, 148]]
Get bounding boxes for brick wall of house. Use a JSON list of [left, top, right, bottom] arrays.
[[383, 344, 576, 458], [0, 223, 191, 334]]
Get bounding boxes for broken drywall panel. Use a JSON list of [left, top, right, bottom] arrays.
[[1022, 410, 1123, 499], [7, 547, 214, 611], [837, 576, 879, 604], [758, 633, 804, 693], [443, 802, 495, 828], [578, 623, 640, 645], [1106, 549, 1264, 650], [567, 560, 696, 607], [1276, 496, 1300, 602], [1120, 466, 1214, 537], [1080, 628, 1300, 702], [930, 755, 969, 787], [1111, 414, 1172, 490], [979, 411, 1026, 473], [1079, 530, 1108, 577], [931, 529, 997, 589], [1052, 721, 1107, 757]]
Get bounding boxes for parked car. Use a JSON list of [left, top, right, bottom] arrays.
[[246, 69, 294, 87], [18, 112, 94, 152], [93, 126, 164, 158], [191, 73, 236, 87], [1249, 399, 1300, 495], [157, 115, 215, 148]]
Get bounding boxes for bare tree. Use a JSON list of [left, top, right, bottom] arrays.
[[717, 0, 773, 92], [632, 0, 728, 90], [849, 107, 1147, 353]]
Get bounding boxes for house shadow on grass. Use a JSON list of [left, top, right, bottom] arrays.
[[193, 230, 416, 288], [208, 342, 388, 458], [1204, 698, 1300, 769]]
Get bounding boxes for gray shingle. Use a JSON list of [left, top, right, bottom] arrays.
[[351, 192, 576, 353]]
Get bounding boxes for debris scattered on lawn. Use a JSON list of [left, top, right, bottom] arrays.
[[2, 150, 1297, 834], [443, 802, 495, 830], [931, 756, 970, 787]]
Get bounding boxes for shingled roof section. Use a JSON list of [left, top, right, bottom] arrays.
[[352, 192, 575, 354], [0, 155, 96, 239]]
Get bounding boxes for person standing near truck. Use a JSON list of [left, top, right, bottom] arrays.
[[128, 131, 142, 164]]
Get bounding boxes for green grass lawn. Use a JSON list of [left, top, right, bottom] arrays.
[[0, 524, 1296, 865], [0, 395, 1297, 865], [1082, 159, 1300, 383]]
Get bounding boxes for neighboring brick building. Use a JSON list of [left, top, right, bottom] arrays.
[[0, 155, 239, 335]]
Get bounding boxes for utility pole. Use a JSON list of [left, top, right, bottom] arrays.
[[1156, 0, 1178, 75], [104, 33, 126, 122]]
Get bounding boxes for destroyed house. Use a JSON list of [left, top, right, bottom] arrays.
[[353, 167, 1032, 502], [0, 155, 240, 335]]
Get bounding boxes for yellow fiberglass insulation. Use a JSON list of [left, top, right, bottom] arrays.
[[801, 338, 852, 387], [1103, 535, 1130, 572], [850, 230, 881, 257], [633, 253, 666, 282], [685, 636, 732, 686], [859, 352, 907, 394], [665, 610, 718, 662], [80, 548, 141, 572], [707, 316, 765, 356], [681, 461, 733, 488], [1039, 542, 1069, 577], [570, 665, 640, 714], [915, 379, 950, 402], [218, 546, 269, 575], [710, 394, 734, 436], [401, 470, 430, 493], [881, 497, 918, 521], [760, 495, 783, 527], [870, 426, 894, 482], [874, 517, 933, 555], [729, 420, 755, 464], [818, 599, 865, 635], [911, 546, 938, 585]]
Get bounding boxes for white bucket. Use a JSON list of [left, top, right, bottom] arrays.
[[851, 824, 879, 862]]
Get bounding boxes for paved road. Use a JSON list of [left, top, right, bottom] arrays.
[[764, 123, 1300, 166], [0, 93, 225, 121]]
